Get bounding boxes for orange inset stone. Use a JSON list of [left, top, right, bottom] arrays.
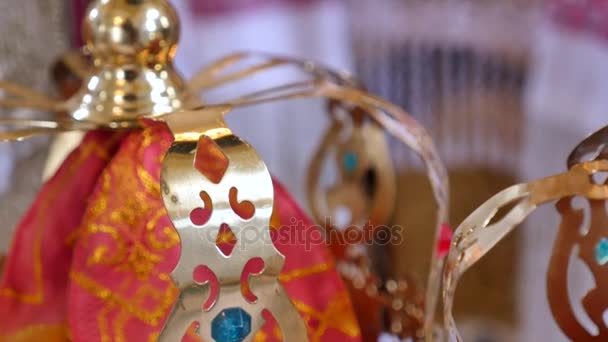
[[194, 135, 229, 184]]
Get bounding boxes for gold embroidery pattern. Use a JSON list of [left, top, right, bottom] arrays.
[[98, 302, 115, 342], [70, 272, 177, 326], [71, 124, 179, 341], [293, 292, 360, 341], [0, 135, 118, 305], [279, 263, 334, 283], [245, 263, 357, 342]]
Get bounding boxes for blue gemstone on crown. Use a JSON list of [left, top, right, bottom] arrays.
[[342, 151, 359, 172], [211, 307, 252, 342], [595, 238, 608, 265]]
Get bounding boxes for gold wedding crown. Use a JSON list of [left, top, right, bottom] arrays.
[[0, 0, 450, 340]]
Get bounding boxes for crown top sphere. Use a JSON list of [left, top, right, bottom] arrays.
[[83, 0, 180, 66]]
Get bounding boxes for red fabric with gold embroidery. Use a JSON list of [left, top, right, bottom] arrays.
[[0, 120, 360, 341]]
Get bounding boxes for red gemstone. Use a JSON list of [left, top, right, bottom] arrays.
[[436, 223, 453, 258]]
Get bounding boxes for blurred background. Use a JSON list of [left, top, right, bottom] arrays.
[[1, 0, 608, 341]]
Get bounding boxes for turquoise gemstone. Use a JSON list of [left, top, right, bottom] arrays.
[[342, 151, 359, 172], [595, 238, 608, 265], [211, 308, 252, 342]]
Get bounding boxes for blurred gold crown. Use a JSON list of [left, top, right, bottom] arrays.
[[443, 126, 608, 341]]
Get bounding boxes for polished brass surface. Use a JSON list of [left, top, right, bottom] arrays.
[[152, 57, 449, 338], [442, 160, 608, 342], [158, 106, 307, 341], [0, 50, 371, 138], [85, 0, 178, 67], [153, 74, 449, 339], [38, 7, 357, 180], [46, 0, 198, 179], [71, 0, 196, 124]]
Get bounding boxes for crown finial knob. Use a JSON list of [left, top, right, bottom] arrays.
[[83, 0, 179, 66]]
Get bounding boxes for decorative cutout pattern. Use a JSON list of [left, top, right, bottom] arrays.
[[216, 224, 237, 257], [229, 187, 255, 220], [190, 191, 213, 226], [193, 265, 219, 311], [241, 258, 265, 303], [548, 197, 608, 341], [158, 109, 307, 341]]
